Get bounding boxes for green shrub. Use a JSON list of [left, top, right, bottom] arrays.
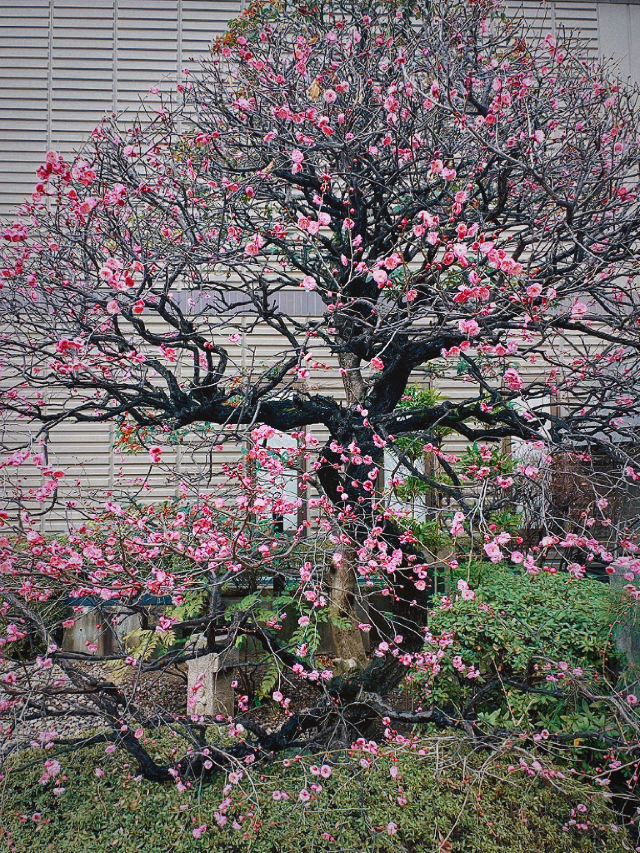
[[422, 566, 620, 737], [0, 735, 629, 852]]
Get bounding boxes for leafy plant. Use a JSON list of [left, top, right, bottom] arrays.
[[0, 736, 629, 853], [421, 567, 621, 740]]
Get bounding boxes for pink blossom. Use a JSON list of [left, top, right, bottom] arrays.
[[149, 445, 162, 463], [192, 824, 207, 839], [370, 356, 384, 371], [323, 89, 338, 104], [450, 511, 465, 536], [571, 300, 588, 319], [503, 368, 522, 391], [457, 579, 476, 600], [106, 300, 120, 315], [291, 148, 304, 173], [526, 283, 542, 298], [244, 233, 264, 256], [459, 318, 480, 337], [79, 198, 97, 216], [384, 253, 402, 270], [484, 542, 503, 563], [301, 275, 317, 291]]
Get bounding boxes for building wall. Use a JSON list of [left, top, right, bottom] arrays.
[[2, 1, 639, 216], [1, 0, 639, 526], [0, 0, 243, 217]]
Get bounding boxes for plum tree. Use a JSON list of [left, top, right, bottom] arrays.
[[2, 0, 640, 792]]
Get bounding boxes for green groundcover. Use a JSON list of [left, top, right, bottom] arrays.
[[0, 734, 632, 852]]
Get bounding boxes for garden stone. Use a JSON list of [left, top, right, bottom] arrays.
[[186, 634, 239, 717]]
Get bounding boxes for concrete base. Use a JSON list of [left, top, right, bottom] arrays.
[[186, 635, 239, 718], [62, 608, 141, 656], [187, 656, 236, 717]]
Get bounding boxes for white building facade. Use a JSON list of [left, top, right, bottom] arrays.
[[0, 0, 639, 525], [1, 1, 640, 217]]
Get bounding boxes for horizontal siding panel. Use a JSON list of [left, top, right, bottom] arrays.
[[118, 0, 178, 11], [50, 85, 113, 97], [0, 3, 50, 15], [0, 191, 39, 207], [0, 137, 49, 149], [0, 62, 48, 72], [47, 0, 113, 7], [116, 2, 179, 114], [0, 80, 47, 92], [0, 0, 49, 216], [46, 68, 112, 80], [0, 48, 50, 58], [0, 160, 48, 175], [0, 26, 49, 38]]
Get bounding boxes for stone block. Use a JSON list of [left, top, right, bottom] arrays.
[[186, 635, 239, 718], [62, 607, 141, 656]]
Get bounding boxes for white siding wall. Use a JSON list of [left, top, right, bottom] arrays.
[[2, 1, 640, 217], [0, 0, 243, 217], [1, 1, 640, 527], [598, 2, 640, 81]]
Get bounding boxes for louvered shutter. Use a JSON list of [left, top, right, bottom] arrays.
[[51, 0, 115, 157], [182, 0, 240, 60], [0, 1, 50, 216], [555, 1, 599, 56], [116, 0, 179, 116]]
